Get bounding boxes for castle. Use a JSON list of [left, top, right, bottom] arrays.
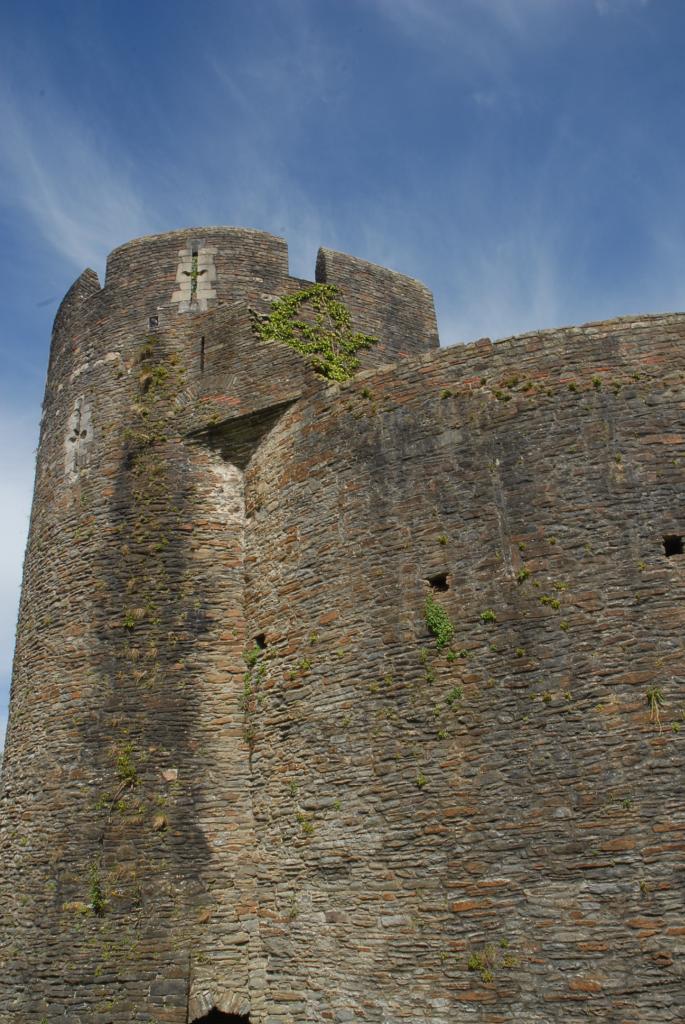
[[0, 227, 682, 1023]]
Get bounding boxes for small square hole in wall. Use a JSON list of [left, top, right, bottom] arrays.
[[254, 633, 267, 649], [427, 572, 449, 592], [148, 315, 159, 329], [663, 534, 683, 557]]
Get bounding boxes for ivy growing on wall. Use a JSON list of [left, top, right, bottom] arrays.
[[425, 594, 455, 649], [253, 283, 377, 382]]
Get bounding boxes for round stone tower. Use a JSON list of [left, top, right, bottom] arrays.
[[1, 228, 683, 1024], [0, 227, 439, 1023]]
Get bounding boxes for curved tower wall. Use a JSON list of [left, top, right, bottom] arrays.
[[0, 227, 438, 1024], [1, 225, 683, 1024], [243, 316, 685, 1023]]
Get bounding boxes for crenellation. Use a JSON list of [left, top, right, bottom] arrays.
[[316, 243, 440, 365], [1, 227, 683, 1024]]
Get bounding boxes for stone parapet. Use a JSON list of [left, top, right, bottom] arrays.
[[0, 230, 682, 1024]]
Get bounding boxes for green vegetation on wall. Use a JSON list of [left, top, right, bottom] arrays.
[[425, 594, 455, 649], [253, 283, 377, 382]]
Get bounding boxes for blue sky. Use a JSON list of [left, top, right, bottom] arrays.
[[0, 0, 682, 748]]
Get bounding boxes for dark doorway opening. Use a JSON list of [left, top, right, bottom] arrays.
[[190, 1011, 249, 1023], [663, 535, 683, 557]]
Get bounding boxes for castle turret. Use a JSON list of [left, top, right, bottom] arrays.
[[0, 228, 439, 1023], [1, 228, 683, 1024]]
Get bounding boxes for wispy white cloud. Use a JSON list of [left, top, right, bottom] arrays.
[[595, 0, 651, 14], [371, 0, 569, 41], [204, 4, 358, 278], [373, 0, 651, 54], [0, 55, 328, 285], [0, 78, 152, 273], [472, 90, 498, 108], [369, 0, 513, 72], [439, 230, 565, 345]]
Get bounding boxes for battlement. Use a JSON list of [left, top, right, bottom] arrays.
[[57, 227, 438, 372], [316, 245, 439, 356], [2, 230, 684, 1024], [104, 226, 290, 299]]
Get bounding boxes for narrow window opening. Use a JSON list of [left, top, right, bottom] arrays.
[[200, 335, 206, 372], [427, 572, 449, 592], [663, 534, 683, 557], [148, 315, 159, 330], [254, 633, 267, 650], [190, 1012, 249, 1024], [186, 245, 205, 302]]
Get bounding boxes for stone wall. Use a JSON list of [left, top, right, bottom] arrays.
[[0, 228, 682, 1023], [242, 313, 685, 1022], [315, 246, 439, 363]]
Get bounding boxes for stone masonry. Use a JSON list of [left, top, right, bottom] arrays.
[[0, 227, 682, 1023]]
